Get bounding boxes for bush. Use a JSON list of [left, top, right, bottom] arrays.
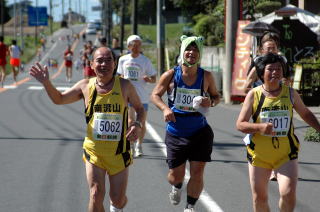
[[193, 15, 224, 46], [304, 127, 320, 142], [255, 1, 282, 15]]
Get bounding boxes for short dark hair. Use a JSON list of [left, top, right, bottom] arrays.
[[255, 53, 287, 82], [185, 42, 198, 51], [92, 47, 117, 75], [100, 37, 107, 43], [0, 36, 3, 42], [260, 31, 280, 48]]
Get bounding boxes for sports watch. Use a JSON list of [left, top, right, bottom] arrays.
[[132, 121, 142, 128]]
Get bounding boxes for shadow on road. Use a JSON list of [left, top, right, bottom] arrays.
[[0, 137, 83, 142], [298, 178, 320, 182]]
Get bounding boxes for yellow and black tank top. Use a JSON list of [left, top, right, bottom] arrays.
[[249, 85, 300, 160], [83, 76, 129, 155]]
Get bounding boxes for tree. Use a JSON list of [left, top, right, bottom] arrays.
[[243, 0, 282, 20], [0, 0, 11, 25], [108, 0, 157, 25], [255, 0, 282, 15], [192, 0, 224, 46], [169, 0, 219, 21]]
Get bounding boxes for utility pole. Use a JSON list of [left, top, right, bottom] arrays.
[[35, 0, 38, 46], [14, 0, 16, 39], [298, 0, 304, 9], [104, 0, 112, 46], [68, 0, 71, 26], [62, 0, 64, 21], [131, 0, 137, 34], [120, 0, 125, 53], [101, 0, 108, 39], [49, 0, 53, 34], [19, 0, 23, 49], [107, 0, 112, 46], [85, 0, 88, 22], [78, 0, 81, 21], [156, 0, 165, 74], [1, 0, 4, 36], [224, 0, 238, 104]]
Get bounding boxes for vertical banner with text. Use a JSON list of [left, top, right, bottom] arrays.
[[231, 20, 252, 98]]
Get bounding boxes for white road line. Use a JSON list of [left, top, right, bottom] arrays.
[[3, 85, 17, 89], [27, 86, 71, 91], [40, 42, 58, 65], [28, 86, 44, 90], [146, 122, 224, 212], [56, 86, 71, 91]]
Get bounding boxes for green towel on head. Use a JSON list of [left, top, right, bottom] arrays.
[[180, 35, 204, 67]]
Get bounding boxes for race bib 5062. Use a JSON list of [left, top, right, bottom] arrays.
[[93, 113, 123, 141]]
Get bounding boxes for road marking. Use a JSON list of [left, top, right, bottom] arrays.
[[27, 86, 71, 91], [3, 85, 17, 89], [146, 121, 224, 212], [28, 86, 44, 90], [50, 37, 80, 80], [56, 86, 71, 91], [39, 41, 58, 65], [1, 28, 81, 94]]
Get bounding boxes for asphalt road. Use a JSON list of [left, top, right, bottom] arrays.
[[0, 25, 319, 212]]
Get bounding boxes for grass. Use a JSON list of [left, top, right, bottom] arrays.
[[113, 23, 187, 45], [112, 23, 188, 69], [2, 22, 188, 75], [2, 22, 61, 75], [304, 127, 320, 142]]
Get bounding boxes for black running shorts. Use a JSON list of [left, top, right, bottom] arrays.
[[165, 124, 214, 169]]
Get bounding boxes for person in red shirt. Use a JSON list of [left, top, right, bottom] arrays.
[[64, 45, 73, 82], [0, 36, 8, 87], [82, 41, 96, 79]]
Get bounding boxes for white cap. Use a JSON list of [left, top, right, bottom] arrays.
[[127, 35, 142, 46]]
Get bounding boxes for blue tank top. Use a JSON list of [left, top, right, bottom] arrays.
[[167, 66, 207, 137]]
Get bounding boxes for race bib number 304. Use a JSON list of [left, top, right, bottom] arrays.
[[260, 110, 290, 137], [93, 113, 123, 141], [175, 87, 201, 112]]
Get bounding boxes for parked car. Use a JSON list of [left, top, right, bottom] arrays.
[[86, 23, 97, 34], [88, 20, 102, 31], [94, 21, 102, 31]]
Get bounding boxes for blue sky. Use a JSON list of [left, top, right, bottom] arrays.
[[7, 0, 101, 21]]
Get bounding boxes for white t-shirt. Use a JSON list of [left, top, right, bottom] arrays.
[[117, 54, 157, 104], [10, 45, 21, 58]]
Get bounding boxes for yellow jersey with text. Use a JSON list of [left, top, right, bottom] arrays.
[[247, 85, 300, 169]]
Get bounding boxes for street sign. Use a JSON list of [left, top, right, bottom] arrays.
[[28, 6, 48, 26], [272, 18, 319, 65], [92, 6, 102, 11]]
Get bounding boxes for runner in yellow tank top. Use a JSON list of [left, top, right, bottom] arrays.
[[29, 47, 145, 212], [236, 53, 320, 212], [248, 84, 299, 169], [83, 75, 132, 175]]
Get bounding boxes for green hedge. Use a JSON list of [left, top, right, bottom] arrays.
[[304, 127, 320, 142]]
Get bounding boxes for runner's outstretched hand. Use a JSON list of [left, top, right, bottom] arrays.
[[29, 62, 49, 83]]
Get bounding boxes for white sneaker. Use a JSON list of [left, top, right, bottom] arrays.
[[110, 204, 123, 212], [184, 207, 195, 212], [135, 144, 143, 157], [169, 186, 182, 205]]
